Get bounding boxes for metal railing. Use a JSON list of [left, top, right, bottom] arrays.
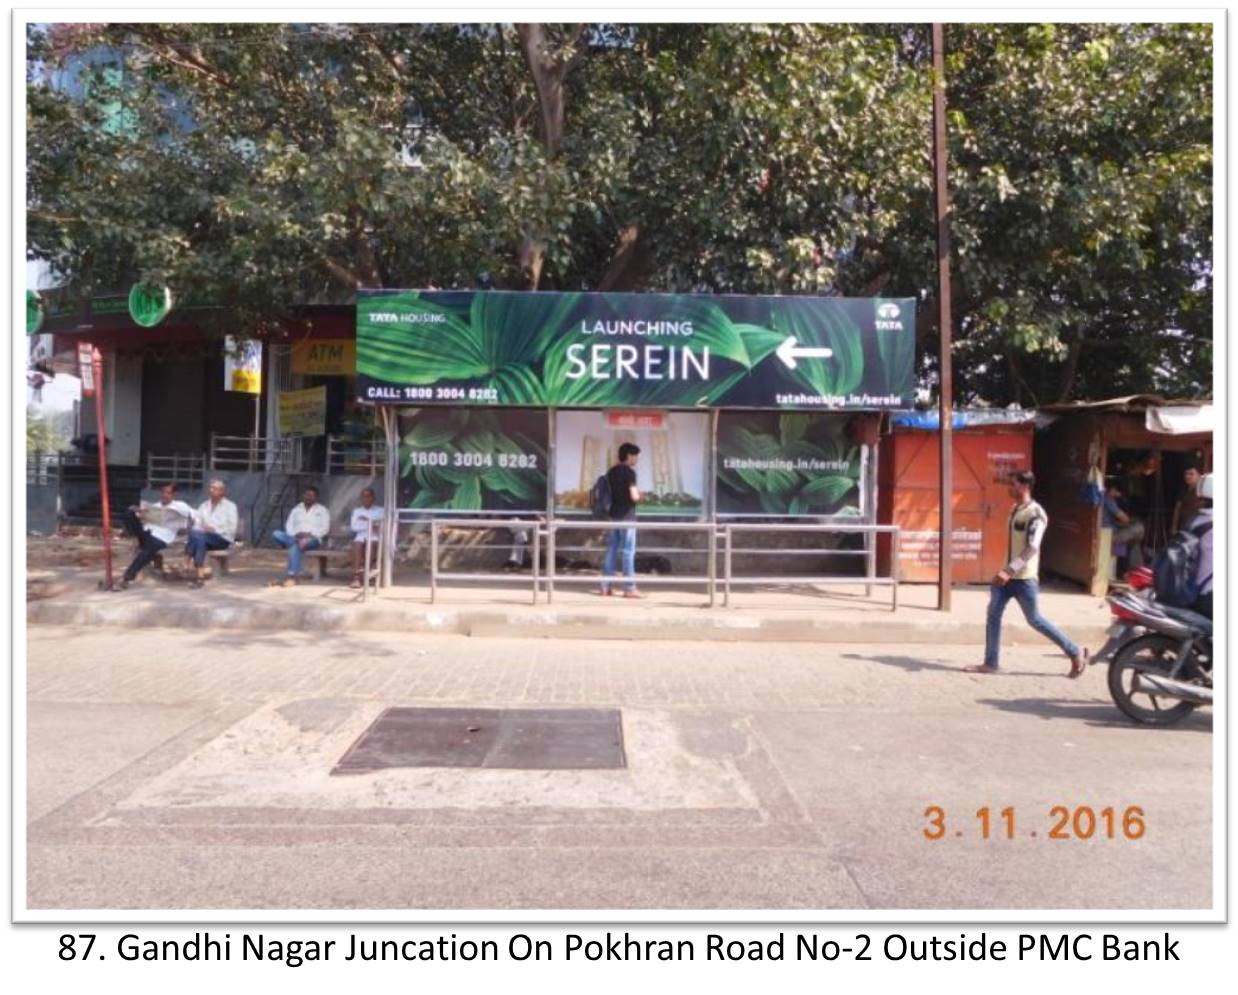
[[210, 434, 297, 472], [326, 435, 386, 476], [146, 452, 207, 488], [399, 515, 901, 611], [27, 452, 62, 485], [721, 522, 902, 611], [428, 517, 543, 606], [544, 519, 719, 606]]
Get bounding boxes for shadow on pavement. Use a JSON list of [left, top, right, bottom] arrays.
[[840, 652, 1062, 678], [977, 696, 1214, 733]]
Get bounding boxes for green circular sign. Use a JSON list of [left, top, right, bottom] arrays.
[[128, 283, 174, 327], [26, 290, 44, 335]]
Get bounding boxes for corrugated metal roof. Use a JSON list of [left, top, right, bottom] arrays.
[[1036, 394, 1210, 413]]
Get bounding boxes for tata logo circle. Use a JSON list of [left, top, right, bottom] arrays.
[[876, 301, 904, 330]]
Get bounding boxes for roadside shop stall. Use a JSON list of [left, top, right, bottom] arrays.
[[876, 409, 1036, 584], [1033, 396, 1213, 595]]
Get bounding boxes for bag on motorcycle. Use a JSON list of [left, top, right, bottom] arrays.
[[1152, 520, 1212, 607]]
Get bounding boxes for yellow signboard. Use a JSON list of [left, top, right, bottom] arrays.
[[278, 386, 327, 436], [292, 339, 355, 376], [224, 336, 263, 394]]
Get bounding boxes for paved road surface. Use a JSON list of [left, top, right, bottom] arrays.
[[25, 626, 1212, 911]]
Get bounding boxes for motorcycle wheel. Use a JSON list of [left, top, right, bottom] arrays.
[[1108, 634, 1199, 726]]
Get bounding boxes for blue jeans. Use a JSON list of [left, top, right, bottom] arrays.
[[272, 530, 320, 577], [601, 522, 637, 593], [984, 578, 1080, 668], [184, 529, 231, 567]]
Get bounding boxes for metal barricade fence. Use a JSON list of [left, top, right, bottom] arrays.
[[369, 513, 901, 611], [429, 517, 543, 605], [544, 519, 719, 606], [721, 522, 902, 611]]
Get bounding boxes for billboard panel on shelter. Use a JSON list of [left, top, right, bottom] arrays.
[[357, 290, 915, 411], [395, 407, 548, 513]]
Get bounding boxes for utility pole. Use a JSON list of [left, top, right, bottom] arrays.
[[84, 347, 114, 588], [931, 22, 955, 611]]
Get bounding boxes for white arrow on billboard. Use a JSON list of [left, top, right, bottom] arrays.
[[775, 335, 834, 370]]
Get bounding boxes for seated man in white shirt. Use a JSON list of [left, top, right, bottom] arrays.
[[183, 477, 239, 588], [348, 487, 384, 588], [115, 483, 195, 590], [270, 485, 331, 587]]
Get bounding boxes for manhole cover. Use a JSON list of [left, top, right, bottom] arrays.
[[331, 707, 626, 774]]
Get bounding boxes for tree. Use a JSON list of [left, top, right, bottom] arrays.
[[938, 23, 1212, 405], [26, 407, 68, 454], [27, 22, 1213, 403], [26, 25, 926, 306]]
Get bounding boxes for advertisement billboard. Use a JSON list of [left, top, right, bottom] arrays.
[[554, 409, 709, 518], [357, 290, 915, 411], [395, 407, 547, 513], [716, 411, 864, 517]]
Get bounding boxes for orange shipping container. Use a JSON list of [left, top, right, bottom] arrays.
[[877, 423, 1035, 584]]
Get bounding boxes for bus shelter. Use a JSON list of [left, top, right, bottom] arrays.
[[355, 290, 916, 593]]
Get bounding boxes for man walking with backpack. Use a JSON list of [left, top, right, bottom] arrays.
[[595, 442, 644, 598], [966, 470, 1089, 678]]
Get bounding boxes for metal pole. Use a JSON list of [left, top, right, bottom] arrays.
[[531, 523, 541, 605], [430, 518, 439, 604], [92, 349, 114, 588], [892, 527, 901, 613], [707, 524, 717, 607], [723, 525, 733, 607], [932, 22, 955, 612], [381, 407, 399, 588], [251, 394, 260, 471], [547, 521, 556, 604]]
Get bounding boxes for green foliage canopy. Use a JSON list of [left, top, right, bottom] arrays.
[[26, 22, 1212, 404]]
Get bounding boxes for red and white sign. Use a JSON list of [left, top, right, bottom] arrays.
[[77, 343, 96, 396], [606, 410, 665, 430]]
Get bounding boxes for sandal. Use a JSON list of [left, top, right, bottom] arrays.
[[1068, 648, 1089, 679]]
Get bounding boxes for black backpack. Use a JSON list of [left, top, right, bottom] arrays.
[[1152, 519, 1212, 607], [589, 473, 613, 519]]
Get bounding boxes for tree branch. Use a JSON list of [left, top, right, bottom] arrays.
[[321, 256, 361, 289], [125, 31, 233, 89]]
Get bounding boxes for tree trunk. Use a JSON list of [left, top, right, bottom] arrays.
[[1056, 335, 1085, 403], [597, 225, 653, 291], [514, 24, 587, 289]]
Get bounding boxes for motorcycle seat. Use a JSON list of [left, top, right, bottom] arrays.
[[1159, 604, 1212, 635]]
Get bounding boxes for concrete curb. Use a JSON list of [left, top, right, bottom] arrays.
[[27, 599, 1112, 646]]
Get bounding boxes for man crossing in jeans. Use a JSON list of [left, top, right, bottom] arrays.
[[967, 470, 1089, 678], [597, 442, 644, 599]]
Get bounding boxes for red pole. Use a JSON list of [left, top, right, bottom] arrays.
[[93, 348, 114, 588]]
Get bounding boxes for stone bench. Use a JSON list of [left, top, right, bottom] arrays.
[[153, 541, 243, 577], [302, 547, 354, 581]]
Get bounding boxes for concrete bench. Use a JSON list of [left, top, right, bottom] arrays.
[[302, 547, 354, 581], [153, 540, 243, 578]]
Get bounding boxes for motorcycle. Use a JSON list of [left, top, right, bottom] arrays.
[[1104, 589, 1212, 726], [1092, 566, 1155, 666]]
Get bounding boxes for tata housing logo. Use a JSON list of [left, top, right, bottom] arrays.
[[371, 311, 447, 325], [875, 302, 904, 331]]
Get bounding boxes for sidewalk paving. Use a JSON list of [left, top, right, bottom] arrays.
[[26, 546, 1116, 646]]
